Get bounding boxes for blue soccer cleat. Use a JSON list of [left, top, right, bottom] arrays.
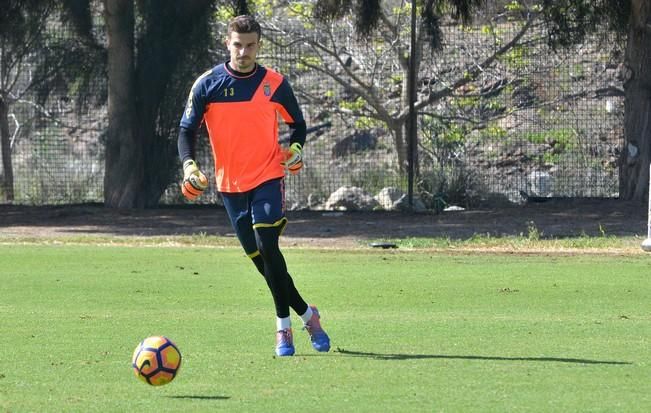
[[275, 328, 295, 357], [304, 305, 331, 352]]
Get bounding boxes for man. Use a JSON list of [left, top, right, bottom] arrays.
[[177, 15, 330, 357]]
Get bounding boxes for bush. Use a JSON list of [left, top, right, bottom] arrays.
[[417, 164, 484, 212]]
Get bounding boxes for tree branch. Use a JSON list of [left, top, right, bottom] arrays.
[[399, 12, 537, 121]]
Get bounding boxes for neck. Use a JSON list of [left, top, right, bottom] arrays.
[[228, 61, 256, 74]]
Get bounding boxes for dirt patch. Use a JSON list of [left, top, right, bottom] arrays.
[[0, 199, 648, 248]]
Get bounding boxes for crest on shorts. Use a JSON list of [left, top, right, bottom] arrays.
[[263, 82, 271, 96]]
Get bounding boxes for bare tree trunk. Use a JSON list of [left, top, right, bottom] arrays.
[[393, 121, 406, 172], [397, 66, 409, 171], [0, 96, 14, 201], [102, 0, 214, 208], [103, 0, 144, 208], [621, 0, 651, 201]]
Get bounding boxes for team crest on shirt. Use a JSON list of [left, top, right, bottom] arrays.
[[263, 82, 271, 96]]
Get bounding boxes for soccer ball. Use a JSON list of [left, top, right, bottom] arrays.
[[131, 336, 182, 386]]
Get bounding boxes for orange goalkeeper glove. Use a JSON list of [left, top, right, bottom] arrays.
[[282, 143, 303, 175], [181, 160, 208, 201]]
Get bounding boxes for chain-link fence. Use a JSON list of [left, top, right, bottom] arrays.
[[1, 18, 624, 209]]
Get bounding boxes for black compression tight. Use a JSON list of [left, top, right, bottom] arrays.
[[252, 226, 309, 319]]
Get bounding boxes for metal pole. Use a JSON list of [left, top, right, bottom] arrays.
[[407, 0, 417, 208]]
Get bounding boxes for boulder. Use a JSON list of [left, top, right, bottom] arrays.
[[325, 186, 380, 211], [374, 187, 405, 210]]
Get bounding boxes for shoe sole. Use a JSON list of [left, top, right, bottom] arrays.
[[276, 347, 295, 356]]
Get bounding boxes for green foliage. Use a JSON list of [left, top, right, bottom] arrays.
[[338, 95, 377, 128], [4, 0, 632, 206], [248, 0, 274, 18], [418, 117, 478, 210], [526, 220, 542, 240], [453, 95, 480, 110], [350, 167, 399, 196], [287, 1, 314, 18], [0, 3, 104, 111], [216, 0, 279, 19], [519, 128, 579, 166], [504, 1, 524, 13], [420, 114, 468, 148], [479, 23, 505, 41], [417, 164, 483, 212], [541, 0, 630, 48], [388, 229, 631, 250], [353, 117, 383, 130], [313, 0, 354, 22], [296, 56, 323, 71], [339, 96, 367, 112], [481, 124, 508, 140], [214, 5, 236, 21], [500, 44, 531, 70], [523, 128, 577, 147], [287, 1, 315, 28], [0, 2, 54, 43]]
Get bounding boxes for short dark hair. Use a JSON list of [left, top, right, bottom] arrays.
[[228, 15, 261, 39]]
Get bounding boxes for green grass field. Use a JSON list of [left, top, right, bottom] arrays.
[[1, 244, 649, 412]]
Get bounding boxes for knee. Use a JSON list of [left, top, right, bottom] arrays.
[[254, 226, 280, 255]]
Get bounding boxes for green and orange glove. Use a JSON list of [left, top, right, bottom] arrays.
[[181, 160, 208, 201], [282, 143, 303, 175]]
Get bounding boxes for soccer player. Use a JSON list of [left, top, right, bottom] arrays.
[[177, 15, 330, 357]]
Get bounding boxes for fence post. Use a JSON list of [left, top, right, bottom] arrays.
[[407, 0, 417, 208]]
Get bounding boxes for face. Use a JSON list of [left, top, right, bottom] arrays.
[[226, 31, 260, 72]]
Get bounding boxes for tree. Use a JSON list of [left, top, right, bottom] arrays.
[[101, 0, 220, 208], [619, 0, 651, 201], [259, 0, 542, 182], [313, 0, 651, 201], [57, 0, 254, 208], [2, 1, 222, 207]]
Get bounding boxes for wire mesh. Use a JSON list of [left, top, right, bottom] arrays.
[[1, 17, 624, 208]]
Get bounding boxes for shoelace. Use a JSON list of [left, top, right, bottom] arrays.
[[303, 318, 322, 335], [277, 330, 292, 344]]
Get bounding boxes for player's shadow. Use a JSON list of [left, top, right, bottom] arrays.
[[167, 395, 230, 400], [335, 348, 631, 365]]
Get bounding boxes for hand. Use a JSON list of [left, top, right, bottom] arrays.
[[282, 143, 303, 175], [181, 159, 208, 201]]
